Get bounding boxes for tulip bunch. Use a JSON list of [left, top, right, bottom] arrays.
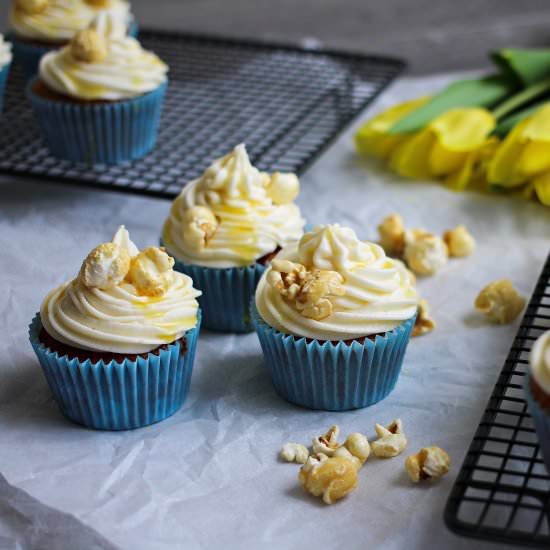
[[355, 48, 550, 206]]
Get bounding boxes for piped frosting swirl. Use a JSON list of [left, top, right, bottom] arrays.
[[255, 224, 418, 340], [162, 144, 305, 268], [0, 34, 12, 68], [530, 331, 550, 396]]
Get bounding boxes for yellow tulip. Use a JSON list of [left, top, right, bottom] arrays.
[[533, 171, 550, 206], [388, 108, 496, 181], [489, 103, 550, 187], [354, 96, 430, 160]]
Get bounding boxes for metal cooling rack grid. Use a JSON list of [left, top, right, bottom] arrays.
[[445, 254, 550, 547], [0, 30, 404, 199]]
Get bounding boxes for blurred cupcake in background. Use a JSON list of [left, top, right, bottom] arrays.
[[0, 34, 13, 113], [29, 226, 202, 430], [252, 224, 418, 411], [27, 13, 168, 164], [9, 0, 136, 79], [162, 144, 306, 333], [525, 330, 550, 473]]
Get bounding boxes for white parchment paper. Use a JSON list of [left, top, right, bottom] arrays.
[[0, 72, 548, 550]]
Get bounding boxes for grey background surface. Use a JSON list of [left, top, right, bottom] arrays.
[[2, 0, 550, 74]]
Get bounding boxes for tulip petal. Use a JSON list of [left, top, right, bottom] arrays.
[[429, 141, 468, 176], [521, 103, 550, 141], [533, 171, 550, 206], [389, 130, 434, 179], [517, 141, 550, 175]]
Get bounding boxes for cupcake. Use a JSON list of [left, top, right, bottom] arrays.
[[9, 0, 136, 79], [252, 224, 418, 411], [27, 14, 167, 165], [29, 226, 202, 430], [162, 144, 306, 333], [525, 330, 550, 473], [0, 34, 13, 113]]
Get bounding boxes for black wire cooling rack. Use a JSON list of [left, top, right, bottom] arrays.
[[0, 30, 404, 199], [445, 254, 550, 547]]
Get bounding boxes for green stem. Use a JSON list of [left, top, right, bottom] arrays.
[[493, 76, 550, 120]]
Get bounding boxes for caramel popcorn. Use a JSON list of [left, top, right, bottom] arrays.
[[343, 433, 370, 464], [182, 206, 218, 249], [312, 425, 341, 456], [80, 242, 131, 291], [405, 446, 450, 482], [71, 29, 108, 63], [299, 455, 359, 504], [371, 419, 407, 458], [443, 225, 475, 257], [412, 298, 436, 337], [127, 247, 174, 297], [85, 0, 112, 6], [268, 260, 345, 321], [15, 0, 48, 14], [475, 279, 526, 324], [404, 230, 448, 276], [280, 443, 309, 464], [266, 172, 300, 204], [378, 214, 405, 256]]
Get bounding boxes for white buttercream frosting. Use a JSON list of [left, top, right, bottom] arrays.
[[38, 14, 167, 100], [0, 35, 12, 68], [530, 330, 550, 396], [255, 224, 418, 340], [10, 0, 132, 43], [162, 144, 305, 268], [40, 226, 201, 354]]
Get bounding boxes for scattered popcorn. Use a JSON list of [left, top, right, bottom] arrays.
[[265, 172, 300, 204], [70, 29, 108, 63], [182, 206, 218, 249], [405, 446, 450, 482], [371, 419, 407, 458], [443, 225, 475, 257], [377, 214, 405, 256], [80, 242, 131, 291], [298, 455, 359, 504], [412, 298, 436, 337], [280, 443, 309, 464], [127, 247, 175, 297], [312, 425, 341, 456], [475, 279, 526, 324], [404, 230, 448, 276], [15, 0, 48, 14], [343, 433, 371, 464]]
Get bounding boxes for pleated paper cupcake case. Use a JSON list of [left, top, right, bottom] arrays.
[[0, 63, 9, 113], [171, 257, 266, 333], [524, 375, 550, 474], [251, 303, 415, 411], [28, 310, 201, 430], [27, 79, 167, 165], [10, 36, 55, 81]]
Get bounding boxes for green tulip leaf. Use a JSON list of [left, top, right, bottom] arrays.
[[492, 48, 550, 87]]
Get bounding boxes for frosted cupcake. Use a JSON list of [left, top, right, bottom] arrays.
[[27, 14, 167, 164], [162, 144, 305, 332], [29, 226, 202, 430], [9, 0, 135, 79], [525, 330, 550, 473], [0, 35, 13, 113], [252, 224, 418, 411]]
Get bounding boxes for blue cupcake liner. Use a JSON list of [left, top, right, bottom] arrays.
[[524, 375, 550, 474], [28, 310, 201, 430], [27, 79, 167, 165], [10, 35, 56, 81], [251, 303, 415, 411], [169, 254, 266, 333], [0, 62, 10, 113]]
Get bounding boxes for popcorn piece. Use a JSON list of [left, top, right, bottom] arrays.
[[127, 247, 175, 297], [15, 0, 48, 14], [405, 446, 450, 482], [298, 455, 359, 504], [266, 172, 300, 204], [443, 225, 475, 257], [182, 206, 219, 249], [371, 419, 407, 458], [475, 279, 526, 324], [412, 298, 436, 337], [404, 230, 448, 276], [80, 242, 131, 290], [71, 29, 108, 63], [344, 432, 370, 464], [378, 214, 405, 257], [280, 443, 309, 464], [312, 425, 341, 456]]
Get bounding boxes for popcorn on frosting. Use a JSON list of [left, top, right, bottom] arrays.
[[162, 144, 305, 268]]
